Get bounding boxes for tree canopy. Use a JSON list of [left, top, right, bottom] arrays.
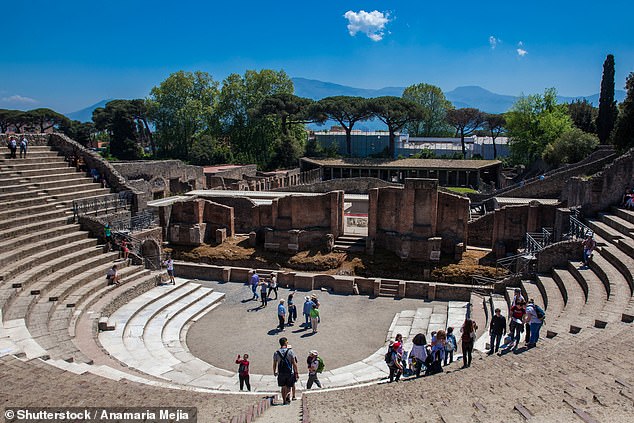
[[482, 113, 506, 159], [368, 96, 423, 157], [402, 83, 453, 137], [596, 54, 618, 144], [567, 99, 597, 134], [612, 72, 634, 151], [542, 127, 599, 166], [93, 100, 152, 159], [446, 108, 483, 158]]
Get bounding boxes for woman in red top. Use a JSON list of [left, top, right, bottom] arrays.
[[235, 354, 251, 391], [460, 319, 478, 368], [121, 240, 130, 261], [509, 301, 526, 349]]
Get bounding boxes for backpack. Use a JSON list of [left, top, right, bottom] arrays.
[[384, 351, 393, 365], [534, 304, 546, 320], [238, 362, 248, 374], [277, 350, 293, 375], [316, 357, 325, 373]]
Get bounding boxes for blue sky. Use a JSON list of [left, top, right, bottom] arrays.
[[2, 0, 633, 113]]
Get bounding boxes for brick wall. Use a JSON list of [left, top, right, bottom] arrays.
[[536, 240, 583, 273], [273, 177, 400, 194], [437, 191, 469, 254], [491, 203, 556, 254], [468, 212, 494, 247]]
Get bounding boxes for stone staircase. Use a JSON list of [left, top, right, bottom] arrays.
[[333, 234, 365, 253]]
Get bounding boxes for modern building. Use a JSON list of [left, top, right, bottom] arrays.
[[300, 157, 502, 189]]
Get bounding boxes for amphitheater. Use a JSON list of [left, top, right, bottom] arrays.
[[1, 134, 634, 423]]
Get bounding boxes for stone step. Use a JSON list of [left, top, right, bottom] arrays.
[[521, 279, 545, 310], [534, 275, 564, 321], [588, 253, 632, 323], [0, 229, 88, 268], [586, 219, 625, 243], [550, 268, 586, 335], [426, 303, 449, 337], [567, 261, 608, 319], [612, 206, 634, 225], [617, 237, 634, 260], [1, 319, 49, 359], [0, 175, 94, 195], [0, 207, 72, 231], [0, 158, 69, 171], [0, 223, 80, 256], [1, 236, 97, 282], [0, 215, 71, 241], [0, 166, 75, 181], [0, 198, 70, 221], [600, 213, 634, 239], [0, 170, 81, 187], [599, 245, 634, 294]]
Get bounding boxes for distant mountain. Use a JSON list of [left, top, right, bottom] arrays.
[[65, 99, 112, 122], [292, 77, 626, 115]]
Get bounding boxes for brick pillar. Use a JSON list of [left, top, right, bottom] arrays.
[[368, 188, 379, 239]]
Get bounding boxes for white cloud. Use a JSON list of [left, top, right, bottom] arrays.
[[517, 41, 528, 57], [1, 94, 37, 105], [489, 36, 500, 49], [344, 10, 390, 42]]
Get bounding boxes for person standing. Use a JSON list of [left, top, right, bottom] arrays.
[[287, 293, 297, 326], [511, 288, 525, 307], [302, 296, 313, 327], [582, 233, 597, 266], [277, 300, 287, 332], [260, 281, 268, 307], [488, 308, 506, 355], [309, 303, 320, 333], [460, 319, 477, 368], [7, 138, 17, 159], [19, 137, 28, 158], [273, 337, 298, 405], [268, 273, 278, 300], [524, 300, 544, 348], [235, 354, 251, 391], [509, 300, 526, 349], [104, 222, 113, 251], [249, 270, 260, 300], [386, 342, 403, 382], [444, 327, 457, 365], [409, 333, 428, 377], [163, 255, 175, 285], [306, 350, 322, 389]]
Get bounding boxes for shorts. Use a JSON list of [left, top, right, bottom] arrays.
[[167, 269, 174, 276], [277, 373, 295, 388]]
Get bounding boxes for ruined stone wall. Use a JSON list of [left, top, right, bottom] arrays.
[[492, 203, 557, 255], [536, 240, 583, 273], [200, 196, 257, 234], [273, 177, 400, 194], [468, 212, 494, 248], [0, 133, 50, 146], [436, 191, 469, 254], [563, 147, 634, 216], [165, 199, 234, 245]]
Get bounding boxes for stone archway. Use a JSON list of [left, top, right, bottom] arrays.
[[141, 238, 162, 270]]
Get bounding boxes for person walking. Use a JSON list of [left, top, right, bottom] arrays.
[[277, 300, 287, 332], [582, 233, 597, 266], [268, 273, 278, 300], [386, 342, 403, 383], [460, 319, 477, 368], [287, 293, 297, 326], [524, 300, 545, 348], [163, 255, 175, 285], [273, 337, 298, 405], [306, 350, 323, 389], [302, 296, 313, 327], [509, 300, 526, 349], [235, 354, 251, 391], [309, 303, 320, 333], [260, 281, 268, 307], [488, 308, 506, 355], [444, 327, 457, 365], [409, 333, 428, 377], [249, 270, 260, 300], [511, 288, 525, 307], [7, 138, 17, 159], [104, 222, 113, 252], [19, 137, 28, 158]]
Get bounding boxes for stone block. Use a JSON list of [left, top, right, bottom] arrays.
[[294, 275, 314, 291], [278, 272, 295, 289], [215, 228, 227, 244], [222, 267, 231, 282], [428, 284, 436, 301]]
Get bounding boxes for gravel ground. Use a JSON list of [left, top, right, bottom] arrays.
[[186, 280, 438, 374]]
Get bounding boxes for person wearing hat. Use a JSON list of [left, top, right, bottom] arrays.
[[387, 342, 403, 382], [306, 350, 322, 389], [277, 299, 287, 332], [302, 296, 314, 328]]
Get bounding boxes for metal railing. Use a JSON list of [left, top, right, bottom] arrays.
[[569, 214, 592, 240], [72, 191, 133, 219], [525, 227, 553, 254], [496, 252, 535, 277], [109, 209, 157, 233]]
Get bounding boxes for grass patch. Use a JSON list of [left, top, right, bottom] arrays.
[[446, 187, 478, 194]]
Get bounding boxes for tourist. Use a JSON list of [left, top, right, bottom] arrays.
[[311, 294, 321, 323], [104, 222, 113, 251], [488, 308, 506, 355], [409, 333, 428, 377], [524, 300, 545, 348], [444, 327, 457, 365], [105, 264, 120, 286], [277, 299, 286, 332], [19, 137, 28, 158], [287, 292, 297, 326], [260, 280, 268, 308], [386, 342, 403, 383], [120, 239, 130, 261], [7, 138, 17, 159], [582, 233, 596, 266], [235, 354, 251, 391], [249, 270, 260, 300], [395, 333, 407, 372], [268, 273, 278, 300], [511, 288, 525, 307], [309, 303, 320, 333], [163, 255, 175, 285], [287, 344, 298, 401], [302, 296, 314, 327], [427, 330, 446, 375], [460, 319, 478, 368], [306, 350, 322, 389], [273, 337, 298, 405], [509, 300, 526, 349]]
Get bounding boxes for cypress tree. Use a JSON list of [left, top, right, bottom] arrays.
[[596, 54, 618, 144], [613, 72, 634, 150]]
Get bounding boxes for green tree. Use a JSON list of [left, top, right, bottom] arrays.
[[147, 71, 219, 159], [505, 88, 573, 164], [59, 119, 95, 147], [2, 110, 32, 132], [613, 72, 634, 150], [542, 127, 599, 165], [596, 54, 618, 144], [189, 134, 233, 165], [482, 113, 506, 159], [310, 96, 372, 156], [0, 110, 17, 132], [567, 99, 597, 134], [255, 93, 314, 135], [368, 96, 423, 157], [93, 100, 150, 159], [26, 108, 70, 132], [402, 83, 453, 137], [446, 108, 483, 158]]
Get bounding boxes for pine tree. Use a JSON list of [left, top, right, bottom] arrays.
[[596, 54, 618, 144], [613, 72, 634, 150]]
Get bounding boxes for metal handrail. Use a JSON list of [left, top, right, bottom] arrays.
[[72, 191, 133, 220], [569, 215, 592, 240]]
